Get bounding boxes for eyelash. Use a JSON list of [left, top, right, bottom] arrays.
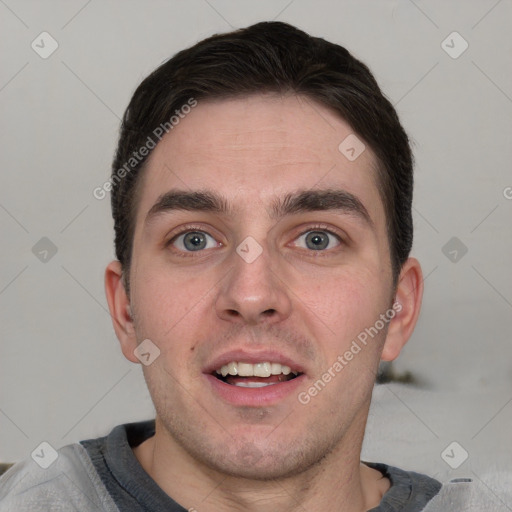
[[165, 223, 344, 255]]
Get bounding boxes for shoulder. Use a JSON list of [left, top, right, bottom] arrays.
[[0, 443, 118, 512], [424, 469, 512, 512], [367, 461, 512, 512]]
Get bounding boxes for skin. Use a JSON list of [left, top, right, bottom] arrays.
[[105, 93, 423, 512]]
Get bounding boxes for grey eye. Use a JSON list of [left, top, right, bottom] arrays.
[[172, 231, 217, 252], [295, 230, 340, 251], [305, 231, 329, 250], [184, 232, 207, 251]]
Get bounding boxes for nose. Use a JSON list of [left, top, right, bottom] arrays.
[[215, 241, 292, 325]]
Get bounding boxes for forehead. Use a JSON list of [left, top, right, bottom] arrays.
[[135, 94, 385, 228]]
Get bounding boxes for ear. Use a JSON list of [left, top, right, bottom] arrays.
[[104, 260, 140, 364], [381, 257, 423, 362]]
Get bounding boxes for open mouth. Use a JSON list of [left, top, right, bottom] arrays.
[[212, 361, 302, 388]]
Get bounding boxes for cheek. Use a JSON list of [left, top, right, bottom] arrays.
[[295, 266, 390, 348], [131, 264, 208, 343]]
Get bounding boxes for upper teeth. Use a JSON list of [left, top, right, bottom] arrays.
[[215, 362, 298, 378]]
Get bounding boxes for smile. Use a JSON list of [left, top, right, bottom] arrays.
[[212, 361, 302, 389]]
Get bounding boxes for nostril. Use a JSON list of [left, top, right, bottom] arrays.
[[263, 309, 276, 316]]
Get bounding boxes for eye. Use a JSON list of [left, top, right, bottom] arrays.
[[170, 230, 218, 252], [294, 230, 341, 251]]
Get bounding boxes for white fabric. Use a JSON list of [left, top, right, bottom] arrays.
[[424, 472, 512, 512], [0, 444, 118, 512]]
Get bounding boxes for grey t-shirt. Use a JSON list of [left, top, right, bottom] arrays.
[[0, 420, 498, 511]]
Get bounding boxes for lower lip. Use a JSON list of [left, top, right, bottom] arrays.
[[204, 374, 306, 407]]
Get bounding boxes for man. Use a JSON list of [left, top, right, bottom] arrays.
[[0, 21, 491, 511]]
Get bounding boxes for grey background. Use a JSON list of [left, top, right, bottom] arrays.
[[1, 0, 511, 499]]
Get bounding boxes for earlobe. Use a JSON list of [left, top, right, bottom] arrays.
[[381, 258, 423, 362], [104, 261, 140, 364]]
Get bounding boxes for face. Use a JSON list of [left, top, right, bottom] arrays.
[[116, 94, 401, 479]]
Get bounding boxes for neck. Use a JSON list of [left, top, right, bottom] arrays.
[[133, 413, 389, 512]]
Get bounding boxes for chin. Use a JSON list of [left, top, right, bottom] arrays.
[[207, 456, 301, 481], [199, 440, 318, 481]]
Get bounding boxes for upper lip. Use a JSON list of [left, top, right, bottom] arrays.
[[203, 349, 307, 375]]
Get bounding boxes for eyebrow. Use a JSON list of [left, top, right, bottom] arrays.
[[144, 188, 373, 227]]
